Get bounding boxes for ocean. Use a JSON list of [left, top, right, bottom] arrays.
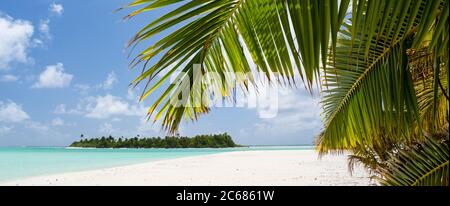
[[0, 146, 314, 182]]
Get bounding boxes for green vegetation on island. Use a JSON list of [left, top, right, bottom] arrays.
[[70, 133, 239, 148]]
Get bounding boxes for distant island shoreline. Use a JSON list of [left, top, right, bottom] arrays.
[[69, 133, 241, 149]]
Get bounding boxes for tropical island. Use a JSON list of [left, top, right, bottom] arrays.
[[1, 0, 447, 187], [69, 133, 239, 148]]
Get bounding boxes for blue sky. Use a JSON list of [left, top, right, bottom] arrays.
[[0, 0, 322, 146]]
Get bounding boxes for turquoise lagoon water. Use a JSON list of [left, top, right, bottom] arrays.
[[0, 146, 313, 182]]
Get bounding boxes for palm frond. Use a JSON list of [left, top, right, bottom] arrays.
[[124, 0, 350, 133], [413, 52, 448, 131], [377, 137, 449, 186], [123, 0, 449, 186], [318, 22, 421, 153], [317, 0, 448, 153], [347, 133, 404, 175]]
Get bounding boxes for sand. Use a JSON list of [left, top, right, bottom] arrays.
[[0, 150, 373, 186]]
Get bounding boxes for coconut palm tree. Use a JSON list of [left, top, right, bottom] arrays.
[[122, 0, 448, 185]]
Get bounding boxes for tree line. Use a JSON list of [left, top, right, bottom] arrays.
[[69, 133, 239, 148]]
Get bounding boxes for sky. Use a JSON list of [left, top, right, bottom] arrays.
[[0, 0, 323, 146]]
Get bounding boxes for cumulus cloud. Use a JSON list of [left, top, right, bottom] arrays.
[[239, 87, 323, 141], [127, 88, 137, 101], [37, 3, 64, 42], [0, 74, 19, 82], [0, 101, 56, 134], [99, 71, 117, 90], [39, 19, 51, 40], [53, 94, 148, 120], [53, 104, 82, 115], [32, 63, 73, 88], [0, 101, 30, 123], [85, 94, 146, 119], [73, 71, 118, 95], [0, 14, 34, 70], [73, 84, 91, 95], [50, 3, 64, 16]]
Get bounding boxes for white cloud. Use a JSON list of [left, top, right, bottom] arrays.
[[85, 94, 147, 119], [32, 38, 44, 47], [53, 104, 82, 115], [53, 104, 66, 114], [50, 3, 64, 16], [0, 101, 55, 135], [74, 84, 91, 95], [85, 95, 129, 119], [127, 88, 137, 101], [0, 74, 19, 82], [0, 14, 34, 70], [32, 63, 73, 88], [39, 19, 51, 40], [73, 71, 118, 95], [99, 71, 117, 90], [240, 86, 323, 138], [54, 94, 148, 119], [0, 101, 30, 123], [51, 117, 64, 126]]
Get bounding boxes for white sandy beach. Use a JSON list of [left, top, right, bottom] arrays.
[[1, 150, 373, 186]]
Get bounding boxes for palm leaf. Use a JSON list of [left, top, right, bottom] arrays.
[[124, 0, 350, 133], [317, 0, 448, 153], [317, 22, 421, 153], [123, 1, 448, 160], [347, 133, 404, 175], [413, 49, 448, 132], [377, 137, 449, 186]]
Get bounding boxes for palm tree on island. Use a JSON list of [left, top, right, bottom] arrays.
[[122, 0, 448, 186]]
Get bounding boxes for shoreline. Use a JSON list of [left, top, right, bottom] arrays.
[[1, 150, 373, 186]]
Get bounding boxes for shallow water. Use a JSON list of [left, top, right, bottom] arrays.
[[0, 146, 314, 182]]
